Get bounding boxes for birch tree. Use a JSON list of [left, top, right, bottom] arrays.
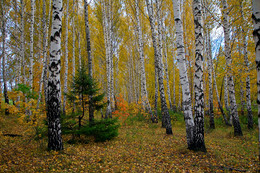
[[252, 0, 260, 162], [146, 0, 172, 134], [84, 0, 94, 122], [240, 1, 253, 129], [192, 0, 206, 152], [47, 0, 63, 150], [172, 0, 194, 147], [162, 16, 173, 111], [1, 0, 9, 107], [63, 0, 69, 115], [222, 0, 242, 136], [29, 0, 35, 90], [102, 0, 112, 118], [134, 0, 156, 123]]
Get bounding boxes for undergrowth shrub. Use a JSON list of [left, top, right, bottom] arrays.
[[63, 118, 120, 143]]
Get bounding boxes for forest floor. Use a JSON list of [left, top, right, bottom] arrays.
[[0, 112, 259, 172]]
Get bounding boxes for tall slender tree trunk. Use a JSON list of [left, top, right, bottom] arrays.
[[77, 0, 82, 68], [192, 0, 206, 152], [29, 0, 35, 90], [47, 0, 63, 151], [172, 51, 177, 112], [213, 64, 230, 126], [240, 2, 253, 129], [206, 30, 215, 129], [252, 0, 260, 162], [135, 0, 156, 123], [154, 64, 158, 118], [63, 0, 69, 115], [162, 17, 173, 111], [238, 46, 245, 116], [102, 0, 112, 118], [1, 0, 9, 108], [224, 74, 230, 121], [155, 0, 166, 128], [37, 0, 48, 109], [222, 0, 242, 136], [173, 0, 194, 147], [84, 0, 94, 122], [146, 0, 172, 134], [17, 0, 25, 106]]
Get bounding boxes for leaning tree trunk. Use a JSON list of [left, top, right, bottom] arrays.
[[192, 0, 206, 152], [63, 0, 69, 115], [222, 0, 242, 136], [84, 0, 94, 122], [135, 0, 156, 123], [146, 0, 172, 134], [252, 0, 260, 162], [173, 0, 194, 147], [47, 0, 63, 151], [240, 2, 253, 129]]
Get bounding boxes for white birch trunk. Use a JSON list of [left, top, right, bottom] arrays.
[[213, 64, 230, 125], [37, 0, 48, 109], [222, 0, 242, 136], [224, 74, 230, 121], [173, 0, 194, 147], [63, 0, 69, 115], [192, 0, 206, 152], [146, 0, 172, 134], [72, 0, 75, 76], [29, 0, 35, 90], [47, 0, 63, 150], [102, 0, 112, 118], [162, 17, 173, 111], [206, 30, 215, 129], [1, 0, 9, 107], [77, 0, 82, 68], [240, 2, 253, 129], [252, 0, 260, 162], [135, 0, 156, 122]]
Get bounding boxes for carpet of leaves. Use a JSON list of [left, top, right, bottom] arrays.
[[0, 114, 258, 172]]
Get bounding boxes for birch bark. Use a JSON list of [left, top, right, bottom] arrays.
[[1, 0, 9, 107], [252, 0, 260, 161], [192, 0, 206, 152], [102, 0, 112, 118], [84, 0, 94, 122], [162, 17, 173, 111], [206, 30, 215, 129], [29, 0, 35, 90], [173, 0, 194, 146], [63, 0, 69, 115], [47, 0, 63, 150], [240, 2, 253, 129], [135, 0, 156, 123], [146, 0, 172, 134], [222, 0, 242, 136]]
